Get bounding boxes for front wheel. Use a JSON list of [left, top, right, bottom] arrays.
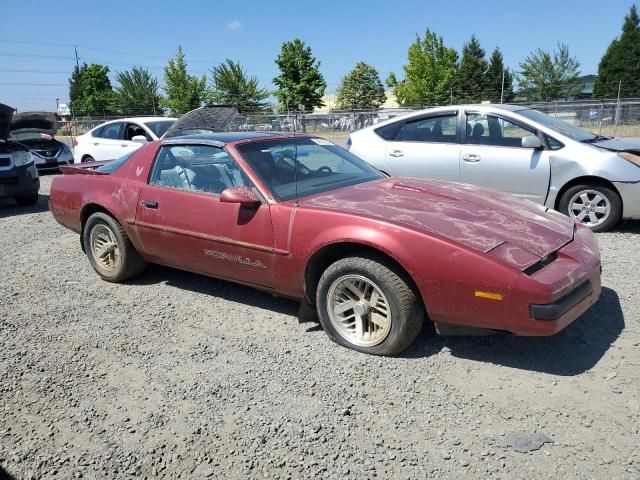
[[83, 212, 147, 282], [316, 255, 424, 356], [559, 184, 621, 232]]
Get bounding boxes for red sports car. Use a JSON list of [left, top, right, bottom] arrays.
[[49, 131, 602, 355]]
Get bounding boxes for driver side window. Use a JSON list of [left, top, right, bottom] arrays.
[[149, 145, 251, 195]]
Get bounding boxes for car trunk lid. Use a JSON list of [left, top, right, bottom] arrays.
[[10, 111, 58, 137]]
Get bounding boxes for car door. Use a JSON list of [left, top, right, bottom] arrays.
[[120, 122, 150, 155], [91, 121, 126, 161], [134, 143, 275, 288], [382, 111, 461, 181], [459, 111, 551, 204]]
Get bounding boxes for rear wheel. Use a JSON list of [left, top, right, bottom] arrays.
[[559, 184, 621, 232], [83, 212, 147, 282], [82, 155, 95, 163], [14, 194, 38, 206], [316, 255, 424, 356]]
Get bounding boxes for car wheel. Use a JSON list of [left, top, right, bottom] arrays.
[[14, 194, 38, 206], [83, 212, 147, 282], [559, 184, 621, 232], [82, 155, 95, 163], [316, 255, 424, 356]]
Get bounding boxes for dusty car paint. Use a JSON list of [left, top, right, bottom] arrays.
[[49, 134, 602, 337]]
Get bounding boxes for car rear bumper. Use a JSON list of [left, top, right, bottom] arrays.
[[33, 155, 74, 171], [0, 164, 40, 197]]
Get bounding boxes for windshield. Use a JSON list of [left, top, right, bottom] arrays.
[[96, 151, 135, 173], [237, 137, 384, 201], [518, 108, 597, 142], [144, 120, 175, 139]]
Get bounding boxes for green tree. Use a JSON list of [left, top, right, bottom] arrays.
[[68, 63, 87, 115], [456, 35, 488, 103], [75, 64, 116, 116], [161, 46, 207, 115], [273, 39, 327, 112], [336, 62, 387, 110], [484, 47, 514, 102], [386, 29, 458, 107], [518, 43, 582, 101], [594, 5, 640, 98], [206, 59, 269, 111], [114, 66, 163, 115]]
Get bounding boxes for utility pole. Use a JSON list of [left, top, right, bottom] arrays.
[[74, 45, 80, 70], [500, 70, 505, 104]]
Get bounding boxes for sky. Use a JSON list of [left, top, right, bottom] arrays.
[[1, 0, 636, 112]]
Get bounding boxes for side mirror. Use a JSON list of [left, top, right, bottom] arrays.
[[131, 135, 147, 144], [220, 186, 261, 207], [522, 135, 543, 149]]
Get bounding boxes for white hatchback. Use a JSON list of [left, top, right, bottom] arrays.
[[73, 117, 176, 163]]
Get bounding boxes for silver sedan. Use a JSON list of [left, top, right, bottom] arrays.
[[348, 104, 640, 232]]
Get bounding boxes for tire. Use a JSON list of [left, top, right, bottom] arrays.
[[559, 184, 621, 233], [316, 255, 424, 356], [14, 194, 38, 206], [82, 155, 95, 163], [82, 212, 147, 282]]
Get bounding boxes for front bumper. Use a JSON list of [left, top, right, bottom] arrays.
[[614, 181, 640, 219], [0, 164, 40, 197], [505, 225, 602, 336]]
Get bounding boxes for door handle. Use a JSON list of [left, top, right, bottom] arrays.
[[388, 149, 404, 158], [121, 143, 128, 147], [93, 142, 99, 146], [141, 200, 158, 209], [462, 154, 481, 162]]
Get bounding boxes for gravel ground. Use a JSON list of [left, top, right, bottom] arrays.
[[1, 175, 639, 480]]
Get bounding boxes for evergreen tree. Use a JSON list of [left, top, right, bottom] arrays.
[[68, 63, 88, 115], [207, 59, 269, 111], [386, 29, 458, 107], [518, 43, 581, 101], [594, 5, 640, 98], [75, 64, 116, 116], [114, 66, 163, 115], [273, 39, 327, 112], [336, 62, 387, 110], [161, 46, 207, 115], [456, 35, 488, 103], [484, 48, 513, 102]]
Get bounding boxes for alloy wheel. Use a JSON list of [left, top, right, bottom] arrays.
[[89, 224, 120, 273], [327, 274, 392, 347], [568, 189, 611, 228]]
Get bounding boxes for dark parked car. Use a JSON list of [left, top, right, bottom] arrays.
[[9, 111, 74, 171], [0, 103, 40, 206]]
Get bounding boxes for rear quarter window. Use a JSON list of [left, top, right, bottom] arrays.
[[374, 122, 402, 141]]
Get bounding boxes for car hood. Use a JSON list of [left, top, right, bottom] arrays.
[[593, 137, 640, 152], [0, 103, 15, 140], [163, 105, 239, 138], [10, 111, 57, 136], [302, 178, 574, 265]]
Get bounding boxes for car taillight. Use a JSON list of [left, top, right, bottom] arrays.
[[346, 136, 352, 150], [72, 138, 78, 147]]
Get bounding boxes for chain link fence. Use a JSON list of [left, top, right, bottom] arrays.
[[58, 99, 640, 150]]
